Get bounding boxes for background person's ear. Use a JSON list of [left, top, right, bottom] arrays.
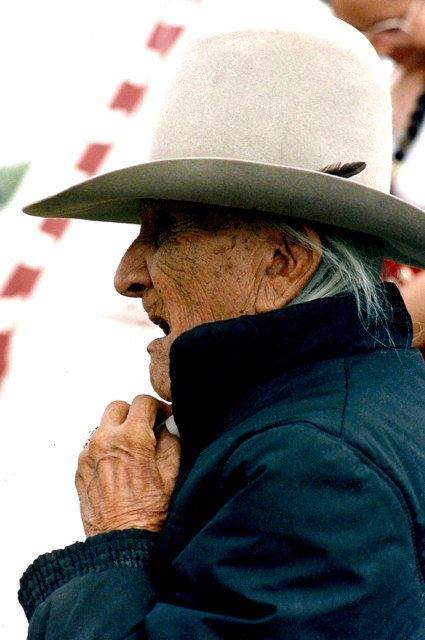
[[254, 226, 322, 313]]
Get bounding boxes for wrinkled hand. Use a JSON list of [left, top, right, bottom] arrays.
[[76, 395, 181, 538]]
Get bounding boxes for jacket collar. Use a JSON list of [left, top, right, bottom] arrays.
[[170, 283, 411, 461]]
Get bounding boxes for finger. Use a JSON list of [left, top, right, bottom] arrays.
[[121, 395, 162, 436], [154, 401, 173, 429], [100, 400, 130, 427], [115, 395, 160, 452], [88, 401, 130, 449], [155, 427, 181, 495]]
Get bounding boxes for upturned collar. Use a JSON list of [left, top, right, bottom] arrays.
[[169, 283, 411, 462]]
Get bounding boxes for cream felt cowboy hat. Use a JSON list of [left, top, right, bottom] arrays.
[[23, 17, 425, 268]]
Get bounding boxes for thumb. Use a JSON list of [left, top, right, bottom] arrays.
[[156, 426, 181, 496]]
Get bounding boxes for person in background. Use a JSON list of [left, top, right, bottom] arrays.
[[327, 0, 425, 353], [17, 17, 425, 640]]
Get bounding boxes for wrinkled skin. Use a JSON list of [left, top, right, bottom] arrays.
[[76, 395, 180, 536], [114, 202, 321, 401], [76, 201, 321, 537]]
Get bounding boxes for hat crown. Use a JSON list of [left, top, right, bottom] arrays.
[[25, 18, 425, 270], [149, 22, 392, 192]]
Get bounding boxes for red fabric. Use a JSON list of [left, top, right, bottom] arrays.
[[1, 264, 42, 298], [383, 260, 421, 280], [76, 143, 113, 176], [39, 218, 71, 241], [0, 331, 12, 388], [146, 22, 184, 56], [109, 82, 147, 116], [383, 262, 425, 361]]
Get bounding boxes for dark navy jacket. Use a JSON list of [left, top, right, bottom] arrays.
[[19, 285, 425, 639]]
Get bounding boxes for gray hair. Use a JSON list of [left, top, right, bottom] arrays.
[[248, 210, 389, 328]]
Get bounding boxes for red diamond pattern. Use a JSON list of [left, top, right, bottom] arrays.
[[39, 218, 71, 241], [109, 81, 147, 116], [0, 331, 13, 389], [146, 22, 184, 56], [76, 143, 113, 176], [1, 264, 43, 298], [0, 11, 201, 400]]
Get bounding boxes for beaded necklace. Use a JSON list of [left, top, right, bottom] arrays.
[[390, 87, 425, 280], [393, 89, 425, 163]]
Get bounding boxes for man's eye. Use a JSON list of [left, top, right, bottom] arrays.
[[154, 212, 176, 245]]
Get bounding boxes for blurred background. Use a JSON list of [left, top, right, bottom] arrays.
[[0, 0, 334, 636]]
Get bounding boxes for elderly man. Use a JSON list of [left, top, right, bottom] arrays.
[[19, 17, 425, 640]]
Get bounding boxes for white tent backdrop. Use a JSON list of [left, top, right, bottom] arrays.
[[0, 1, 330, 636]]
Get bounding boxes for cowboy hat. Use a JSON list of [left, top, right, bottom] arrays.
[[23, 17, 425, 267]]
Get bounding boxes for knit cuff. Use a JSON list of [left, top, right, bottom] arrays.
[[19, 528, 158, 620]]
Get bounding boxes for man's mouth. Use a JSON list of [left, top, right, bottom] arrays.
[[150, 315, 171, 336]]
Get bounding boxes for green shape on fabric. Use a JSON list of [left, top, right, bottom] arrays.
[[0, 162, 30, 209]]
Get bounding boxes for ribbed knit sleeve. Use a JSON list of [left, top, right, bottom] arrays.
[[19, 529, 158, 621]]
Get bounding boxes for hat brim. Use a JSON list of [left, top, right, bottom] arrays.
[[24, 157, 425, 268]]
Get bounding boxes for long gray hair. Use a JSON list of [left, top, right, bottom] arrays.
[[250, 210, 389, 327]]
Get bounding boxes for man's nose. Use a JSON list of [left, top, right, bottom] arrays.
[[114, 239, 152, 297]]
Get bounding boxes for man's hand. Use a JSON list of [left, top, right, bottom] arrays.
[[76, 395, 181, 538]]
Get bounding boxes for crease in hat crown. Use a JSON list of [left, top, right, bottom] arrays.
[[22, 17, 425, 268], [148, 21, 392, 191]]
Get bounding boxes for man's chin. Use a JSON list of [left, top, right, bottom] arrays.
[[147, 337, 172, 402]]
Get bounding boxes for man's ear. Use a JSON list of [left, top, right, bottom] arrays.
[[254, 225, 322, 314]]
